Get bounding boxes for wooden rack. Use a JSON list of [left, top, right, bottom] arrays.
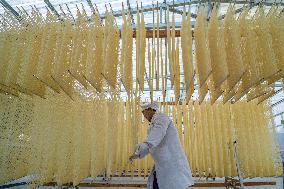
[[43, 181, 276, 188]]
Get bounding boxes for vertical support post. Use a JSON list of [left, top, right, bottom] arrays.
[[233, 141, 244, 189]]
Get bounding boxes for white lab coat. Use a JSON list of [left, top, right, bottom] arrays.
[[141, 112, 194, 189]]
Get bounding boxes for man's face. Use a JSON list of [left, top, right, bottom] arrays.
[[142, 108, 155, 122]]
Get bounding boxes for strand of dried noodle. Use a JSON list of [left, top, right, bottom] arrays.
[[174, 38, 180, 103], [35, 12, 60, 93], [139, 12, 146, 91], [166, 7, 173, 87], [181, 6, 194, 102], [253, 6, 279, 82], [207, 5, 228, 90], [194, 6, 212, 88], [223, 5, 245, 92]]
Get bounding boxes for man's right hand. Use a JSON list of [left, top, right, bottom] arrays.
[[129, 154, 139, 162]]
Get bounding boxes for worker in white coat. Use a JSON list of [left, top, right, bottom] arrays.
[[129, 102, 194, 189]]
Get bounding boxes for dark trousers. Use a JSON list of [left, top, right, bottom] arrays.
[[153, 171, 159, 189]]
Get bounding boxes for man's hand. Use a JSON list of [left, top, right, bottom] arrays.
[[129, 143, 151, 163], [129, 154, 139, 162], [129, 143, 150, 162]]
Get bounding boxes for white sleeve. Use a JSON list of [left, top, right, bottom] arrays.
[[144, 115, 169, 150], [135, 143, 150, 159]]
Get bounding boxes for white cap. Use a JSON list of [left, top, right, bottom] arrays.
[[140, 101, 159, 111]]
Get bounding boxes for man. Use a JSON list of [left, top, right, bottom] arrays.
[[129, 102, 194, 189]]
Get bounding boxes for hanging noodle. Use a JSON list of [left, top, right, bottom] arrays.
[[223, 5, 245, 93], [181, 6, 195, 102], [194, 6, 212, 88]]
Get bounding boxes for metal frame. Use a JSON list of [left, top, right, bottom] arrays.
[[3, 0, 283, 23], [44, 0, 60, 18], [271, 99, 284, 107], [0, 0, 21, 20]]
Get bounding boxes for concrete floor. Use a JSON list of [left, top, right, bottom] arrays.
[[2, 177, 283, 189]]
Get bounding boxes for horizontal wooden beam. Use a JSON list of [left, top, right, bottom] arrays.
[[137, 29, 179, 38], [132, 29, 194, 38]]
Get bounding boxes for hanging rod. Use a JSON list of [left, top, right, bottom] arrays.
[[44, 0, 60, 18], [0, 0, 21, 21]]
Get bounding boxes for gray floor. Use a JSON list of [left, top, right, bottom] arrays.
[[2, 177, 283, 189]]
